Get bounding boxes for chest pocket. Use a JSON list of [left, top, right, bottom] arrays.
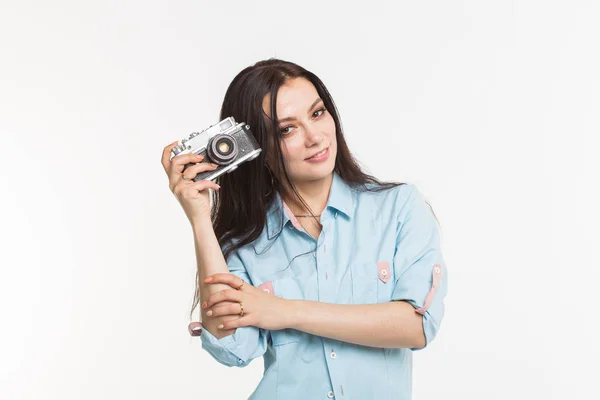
[[260, 276, 304, 346], [351, 261, 393, 304]]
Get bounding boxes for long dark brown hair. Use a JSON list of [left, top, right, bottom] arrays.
[[190, 58, 420, 318]]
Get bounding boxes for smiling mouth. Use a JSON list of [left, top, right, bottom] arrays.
[[306, 147, 328, 160]]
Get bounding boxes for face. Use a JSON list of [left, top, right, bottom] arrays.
[[262, 77, 337, 186]]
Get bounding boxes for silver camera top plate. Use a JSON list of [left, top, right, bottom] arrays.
[[170, 117, 243, 159]]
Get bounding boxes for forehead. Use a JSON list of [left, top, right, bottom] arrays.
[[262, 77, 320, 119]]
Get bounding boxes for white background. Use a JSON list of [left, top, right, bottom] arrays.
[[1, 1, 598, 399]]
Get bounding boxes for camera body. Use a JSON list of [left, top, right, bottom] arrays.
[[170, 117, 262, 182]]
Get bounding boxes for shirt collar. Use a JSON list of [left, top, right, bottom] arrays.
[[266, 171, 355, 239]]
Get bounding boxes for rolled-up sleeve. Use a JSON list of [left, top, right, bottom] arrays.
[[200, 249, 269, 367], [391, 186, 448, 350]]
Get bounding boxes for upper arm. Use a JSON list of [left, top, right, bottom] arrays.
[[224, 247, 252, 284], [391, 186, 448, 350]]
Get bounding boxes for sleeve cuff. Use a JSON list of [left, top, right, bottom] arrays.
[[412, 306, 440, 351], [391, 298, 441, 351], [200, 325, 261, 367]]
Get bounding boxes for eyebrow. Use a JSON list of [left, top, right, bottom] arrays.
[[277, 98, 323, 124]]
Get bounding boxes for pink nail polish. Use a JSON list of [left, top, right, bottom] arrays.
[[202, 301, 207, 308]]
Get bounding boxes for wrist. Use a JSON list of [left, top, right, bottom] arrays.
[[190, 214, 212, 231], [285, 300, 303, 330]]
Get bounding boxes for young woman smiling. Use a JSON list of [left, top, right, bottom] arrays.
[[161, 59, 448, 399]]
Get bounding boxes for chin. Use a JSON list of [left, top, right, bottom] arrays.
[[289, 154, 336, 182], [296, 167, 335, 183]]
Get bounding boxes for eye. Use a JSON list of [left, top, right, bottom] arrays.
[[280, 126, 294, 136], [312, 107, 326, 119]]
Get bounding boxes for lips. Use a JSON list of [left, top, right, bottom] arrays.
[[306, 146, 329, 160]]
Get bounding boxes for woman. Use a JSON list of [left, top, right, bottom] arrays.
[[161, 59, 447, 399]]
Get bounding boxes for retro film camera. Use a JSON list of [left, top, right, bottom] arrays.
[[170, 117, 262, 182]]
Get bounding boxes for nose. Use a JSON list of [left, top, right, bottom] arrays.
[[304, 124, 323, 146]]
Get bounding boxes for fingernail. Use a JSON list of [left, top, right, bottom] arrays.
[[196, 154, 203, 159], [217, 324, 224, 329], [202, 301, 207, 308], [206, 310, 213, 316], [204, 277, 213, 283], [211, 163, 218, 168], [215, 185, 221, 190]]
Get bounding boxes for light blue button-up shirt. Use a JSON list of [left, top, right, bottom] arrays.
[[201, 171, 448, 400]]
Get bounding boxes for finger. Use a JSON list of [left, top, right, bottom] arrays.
[[171, 153, 205, 174], [205, 273, 245, 289], [173, 182, 219, 206], [172, 165, 220, 194], [180, 180, 221, 197], [218, 316, 252, 330], [161, 141, 180, 172], [205, 289, 242, 308], [181, 161, 219, 181], [201, 300, 237, 316], [207, 302, 244, 318], [166, 154, 204, 184], [204, 273, 234, 282], [173, 179, 220, 202]]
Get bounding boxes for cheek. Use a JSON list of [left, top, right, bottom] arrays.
[[322, 116, 336, 138], [324, 118, 336, 146], [280, 141, 304, 166]]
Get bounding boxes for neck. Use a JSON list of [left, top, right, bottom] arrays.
[[281, 172, 334, 216]]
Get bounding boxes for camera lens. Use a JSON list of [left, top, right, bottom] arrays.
[[207, 134, 238, 165]]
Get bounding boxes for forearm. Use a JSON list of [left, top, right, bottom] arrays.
[[287, 300, 426, 349], [192, 218, 237, 339]]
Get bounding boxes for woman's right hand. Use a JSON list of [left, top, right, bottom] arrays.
[[161, 141, 221, 224]]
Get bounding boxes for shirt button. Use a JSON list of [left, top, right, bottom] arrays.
[[313, 252, 317, 258], [327, 391, 335, 398], [330, 351, 336, 359], [263, 288, 270, 293], [288, 225, 293, 229], [381, 269, 387, 276], [435, 266, 441, 274]]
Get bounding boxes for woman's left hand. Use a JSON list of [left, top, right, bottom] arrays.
[[203, 273, 294, 331]]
